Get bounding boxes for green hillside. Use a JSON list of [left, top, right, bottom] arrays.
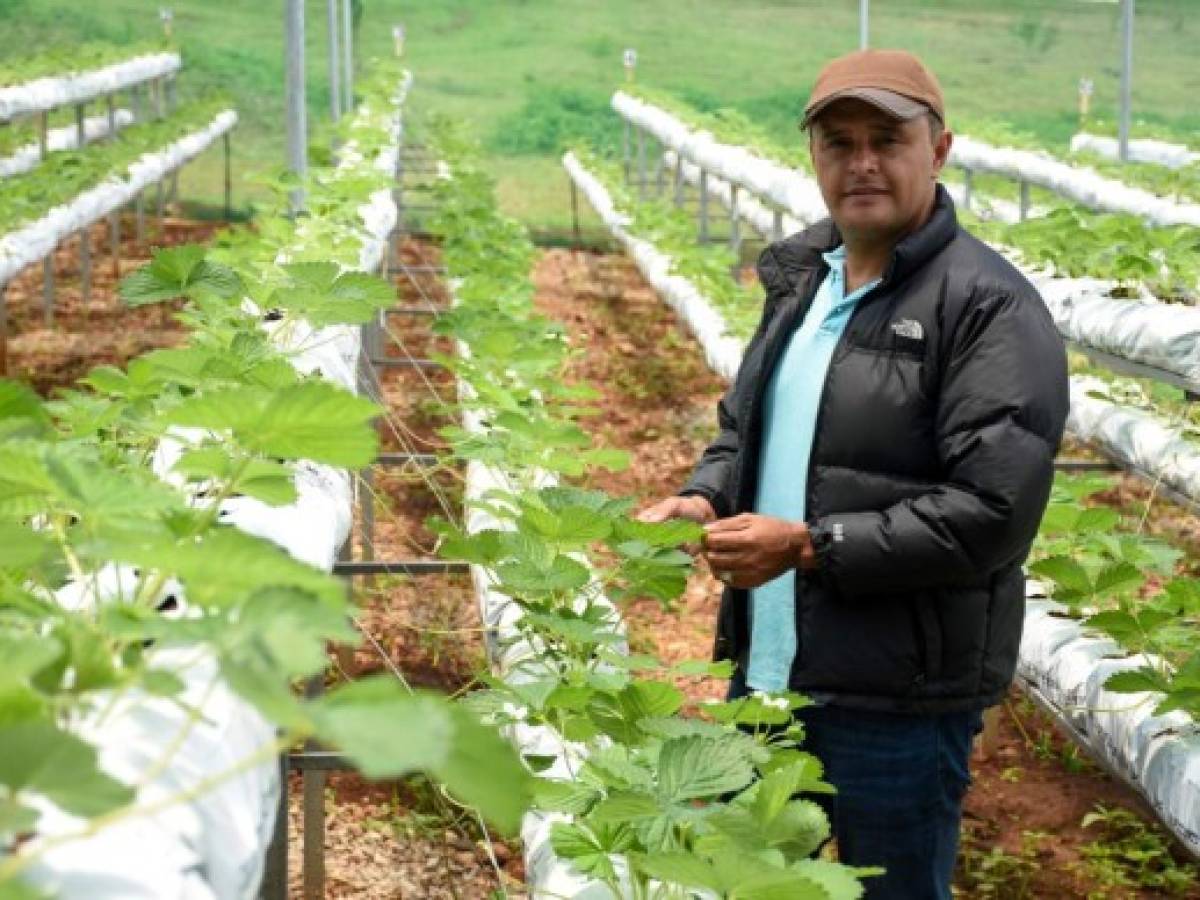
[[2, 0, 1197, 229]]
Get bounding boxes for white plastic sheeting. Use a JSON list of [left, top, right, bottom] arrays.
[[613, 93, 1200, 384], [0, 109, 238, 285], [21, 75, 411, 900], [565, 151, 744, 381], [1068, 376, 1200, 505], [451, 264, 627, 896], [0, 52, 180, 123], [1019, 585, 1200, 857], [950, 134, 1200, 228], [1071, 132, 1199, 171], [0, 108, 134, 178]]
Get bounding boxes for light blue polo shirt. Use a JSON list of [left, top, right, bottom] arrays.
[[746, 245, 880, 692]]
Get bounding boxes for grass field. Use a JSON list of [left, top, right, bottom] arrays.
[[2, 0, 1198, 229]]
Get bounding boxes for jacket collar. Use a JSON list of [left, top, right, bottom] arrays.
[[757, 184, 959, 298]]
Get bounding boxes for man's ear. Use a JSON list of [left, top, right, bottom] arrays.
[[932, 130, 953, 177]]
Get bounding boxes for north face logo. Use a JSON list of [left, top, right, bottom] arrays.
[[891, 318, 924, 341]]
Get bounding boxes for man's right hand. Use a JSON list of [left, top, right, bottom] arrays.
[[636, 495, 717, 526]]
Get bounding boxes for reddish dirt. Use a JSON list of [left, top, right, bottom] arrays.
[[531, 246, 1200, 899], [3, 213, 224, 394]]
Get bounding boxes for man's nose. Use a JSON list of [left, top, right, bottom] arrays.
[[847, 141, 880, 174]]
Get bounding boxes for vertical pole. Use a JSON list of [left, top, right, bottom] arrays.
[[622, 121, 631, 184], [341, 0, 354, 113], [136, 191, 146, 246], [155, 179, 165, 232], [43, 255, 54, 327], [165, 76, 177, 114], [80, 228, 91, 309], [698, 169, 709, 243], [106, 94, 117, 140], [327, 0, 341, 122], [133, 83, 144, 123], [260, 756, 289, 900], [654, 139, 665, 196], [772, 208, 784, 242], [301, 676, 325, 900], [223, 132, 233, 220], [285, 0, 308, 214], [1019, 180, 1031, 221], [636, 126, 646, 200], [109, 211, 120, 281], [75, 104, 86, 147], [155, 77, 165, 120], [37, 112, 48, 159], [729, 184, 741, 258], [673, 156, 684, 206], [569, 179, 581, 248], [1118, 0, 1134, 162], [962, 169, 973, 213], [860, 0, 869, 50]]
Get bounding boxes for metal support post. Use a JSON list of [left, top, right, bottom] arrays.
[[860, 0, 869, 50], [155, 77, 165, 120], [285, 0, 308, 214], [673, 156, 684, 206], [106, 94, 117, 139], [772, 208, 784, 242], [636, 126, 646, 200], [155, 180, 165, 231], [1118, 0, 1134, 162], [37, 112, 48, 159], [260, 756, 288, 900], [962, 169, 973, 213], [135, 191, 146, 245], [341, 0, 354, 113], [654, 139, 665, 195], [1019, 180, 1031, 221], [109, 211, 121, 280], [301, 676, 326, 899], [326, 0, 341, 121], [569, 179, 581, 248], [223, 132, 233, 220], [165, 76, 177, 114], [622, 120, 631, 183], [133, 83, 144, 122], [43, 256, 54, 327], [75, 103, 86, 147], [698, 169, 710, 243], [729, 184, 741, 257], [79, 228, 92, 308]]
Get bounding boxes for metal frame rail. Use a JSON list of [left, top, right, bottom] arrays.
[[259, 138, 459, 900]]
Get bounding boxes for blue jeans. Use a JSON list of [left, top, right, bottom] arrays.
[[729, 673, 982, 900]]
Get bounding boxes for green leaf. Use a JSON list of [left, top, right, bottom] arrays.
[[0, 522, 55, 569], [1093, 562, 1143, 597], [531, 779, 599, 815], [0, 722, 134, 817], [657, 735, 756, 803], [164, 381, 380, 468], [120, 245, 242, 305], [634, 851, 723, 892], [589, 790, 661, 824], [791, 859, 867, 900], [1028, 556, 1091, 598], [0, 380, 50, 439], [1103, 668, 1165, 695]]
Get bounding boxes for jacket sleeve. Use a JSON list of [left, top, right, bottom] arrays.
[[809, 287, 1069, 597]]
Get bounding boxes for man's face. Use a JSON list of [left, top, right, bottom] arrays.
[[809, 99, 951, 243]]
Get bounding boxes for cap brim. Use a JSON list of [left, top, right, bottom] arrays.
[[802, 87, 930, 130]]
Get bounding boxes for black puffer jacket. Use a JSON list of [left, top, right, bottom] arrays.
[[681, 186, 1069, 713]]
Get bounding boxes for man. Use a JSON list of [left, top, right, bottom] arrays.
[[639, 49, 1069, 898]]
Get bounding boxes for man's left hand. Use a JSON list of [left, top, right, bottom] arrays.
[[701, 514, 817, 589]]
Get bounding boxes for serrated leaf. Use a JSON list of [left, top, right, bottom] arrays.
[[657, 735, 756, 803], [1028, 556, 1091, 597], [1103, 667, 1165, 695], [0, 722, 134, 817]]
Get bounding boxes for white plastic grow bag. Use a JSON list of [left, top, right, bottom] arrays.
[[20, 73, 412, 900], [0, 109, 238, 285], [0, 109, 134, 178], [1071, 132, 1199, 171], [0, 52, 180, 123]]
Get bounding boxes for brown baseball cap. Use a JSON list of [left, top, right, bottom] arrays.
[[802, 49, 945, 130]]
